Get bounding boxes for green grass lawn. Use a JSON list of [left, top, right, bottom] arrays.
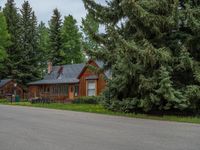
[[0, 99, 200, 124]]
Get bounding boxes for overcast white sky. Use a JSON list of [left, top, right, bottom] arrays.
[[0, 0, 106, 26]]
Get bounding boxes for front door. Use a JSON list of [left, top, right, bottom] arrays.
[[68, 85, 74, 99]]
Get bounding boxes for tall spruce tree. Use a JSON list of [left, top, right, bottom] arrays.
[[61, 15, 84, 64], [37, 21, 50, 77], [83, 0, 200, 113], [49, 8, 63, 65], [17, 1, 40, 84], [81, 13, 100, 58], [1, 0, 19, 78], [0, 12, 10, 75]]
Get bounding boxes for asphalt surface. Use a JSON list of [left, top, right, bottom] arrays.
[[0, 105, 200, 150]]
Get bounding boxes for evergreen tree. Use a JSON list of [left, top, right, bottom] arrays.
[[17, 1, 40, 84], [37, 21, 50, 77], [81, 13, 100, 57], [61, 15, 84, 64], [49, 8, 63, 65], [0, 12, 10, 74], [1, 0, 19, 78], [83, 0, 200, 113]]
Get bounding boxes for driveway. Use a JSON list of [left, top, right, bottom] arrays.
[[0, 105, 199, 150]]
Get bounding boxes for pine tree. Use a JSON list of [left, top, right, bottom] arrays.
[[49, 8, 63, 65], [83, 0, 200, 113], [17, 1, 40, 84], [81, 13, 100, 57], [1, 0, 19, 78], [37, 21, 50, 77], [61, 15, 84, 64], [0, 12, 10, 74]]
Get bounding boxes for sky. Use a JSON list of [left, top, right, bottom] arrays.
[[0, 0, 106, 26]]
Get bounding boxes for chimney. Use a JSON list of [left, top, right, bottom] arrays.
[[48, 61, 52, 74]]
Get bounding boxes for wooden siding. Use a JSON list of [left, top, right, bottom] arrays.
[[0, 81, 24, 99], [28, 60, 107, 101], [79, 61, 106, 97], [29, 84, 70, 101]]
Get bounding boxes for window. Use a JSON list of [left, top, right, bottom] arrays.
[[74, 85, 79, 97], [62, 85, 68, 96], [87, 81, 96, 96], [47, 87, 50, 93]]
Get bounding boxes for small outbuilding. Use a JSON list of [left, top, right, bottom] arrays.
[[0, 79, 24, 100]]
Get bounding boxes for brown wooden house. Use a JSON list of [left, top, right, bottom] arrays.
[[28, 60, 110, 101], [0, 79, 24, 99]]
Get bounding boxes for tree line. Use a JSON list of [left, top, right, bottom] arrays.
[[0, 0, 97, 85], [83, 0, 200, 114]]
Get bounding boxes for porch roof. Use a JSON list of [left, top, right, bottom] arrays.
[[28, 78, 79, 85]]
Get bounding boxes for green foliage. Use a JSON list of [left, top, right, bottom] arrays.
[[101, 97, 139, 113], [0, 99, 8, 103], [61, 15, 84, 64], [2, 0, 20, 79], [81, 13, 100, 56], [15, 1, 40, 84], [37, 21, 50, 77], [155, 66, 188, 111], [73, 96, 100, 104], [49, 8, 63, 65], [83, 0, 200, 114], [1, 0, 40, 84], [184, 85, 200, 114], [0, 12, 9, 71]]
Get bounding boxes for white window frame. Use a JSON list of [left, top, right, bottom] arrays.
[[87, 80, 96, 96]]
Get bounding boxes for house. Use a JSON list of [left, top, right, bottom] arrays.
[[0, 79, 24, 99], [28, 60, 110, 101]]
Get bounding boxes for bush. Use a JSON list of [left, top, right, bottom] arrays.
[[185, 85, 200, 115], [73, 96, 101, 104], [101, 97, 139, 113]]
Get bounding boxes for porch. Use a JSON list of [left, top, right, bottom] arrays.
[[29, 84, 79, 101]]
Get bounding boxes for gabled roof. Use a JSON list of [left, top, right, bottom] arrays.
[[0, 79, 12, 88], [28, 60, 111, 86], [78, 60, 111, 79], [44, 63, 85, 80], [29, 63, 85, 85]]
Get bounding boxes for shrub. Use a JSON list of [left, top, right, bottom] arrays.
[[73, 96, 101, 104], [101, 97, 139, 113], [185, 85, 200, 115]]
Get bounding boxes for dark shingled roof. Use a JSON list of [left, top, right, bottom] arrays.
[[29, 63, 85, 85], [44, 63, 85, 80], [0, 79, 12, 88], [28, 61, 111, 85], [29, 79, 79, 85]]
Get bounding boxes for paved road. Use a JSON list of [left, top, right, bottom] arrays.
[[0, 105, 200, 150]]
